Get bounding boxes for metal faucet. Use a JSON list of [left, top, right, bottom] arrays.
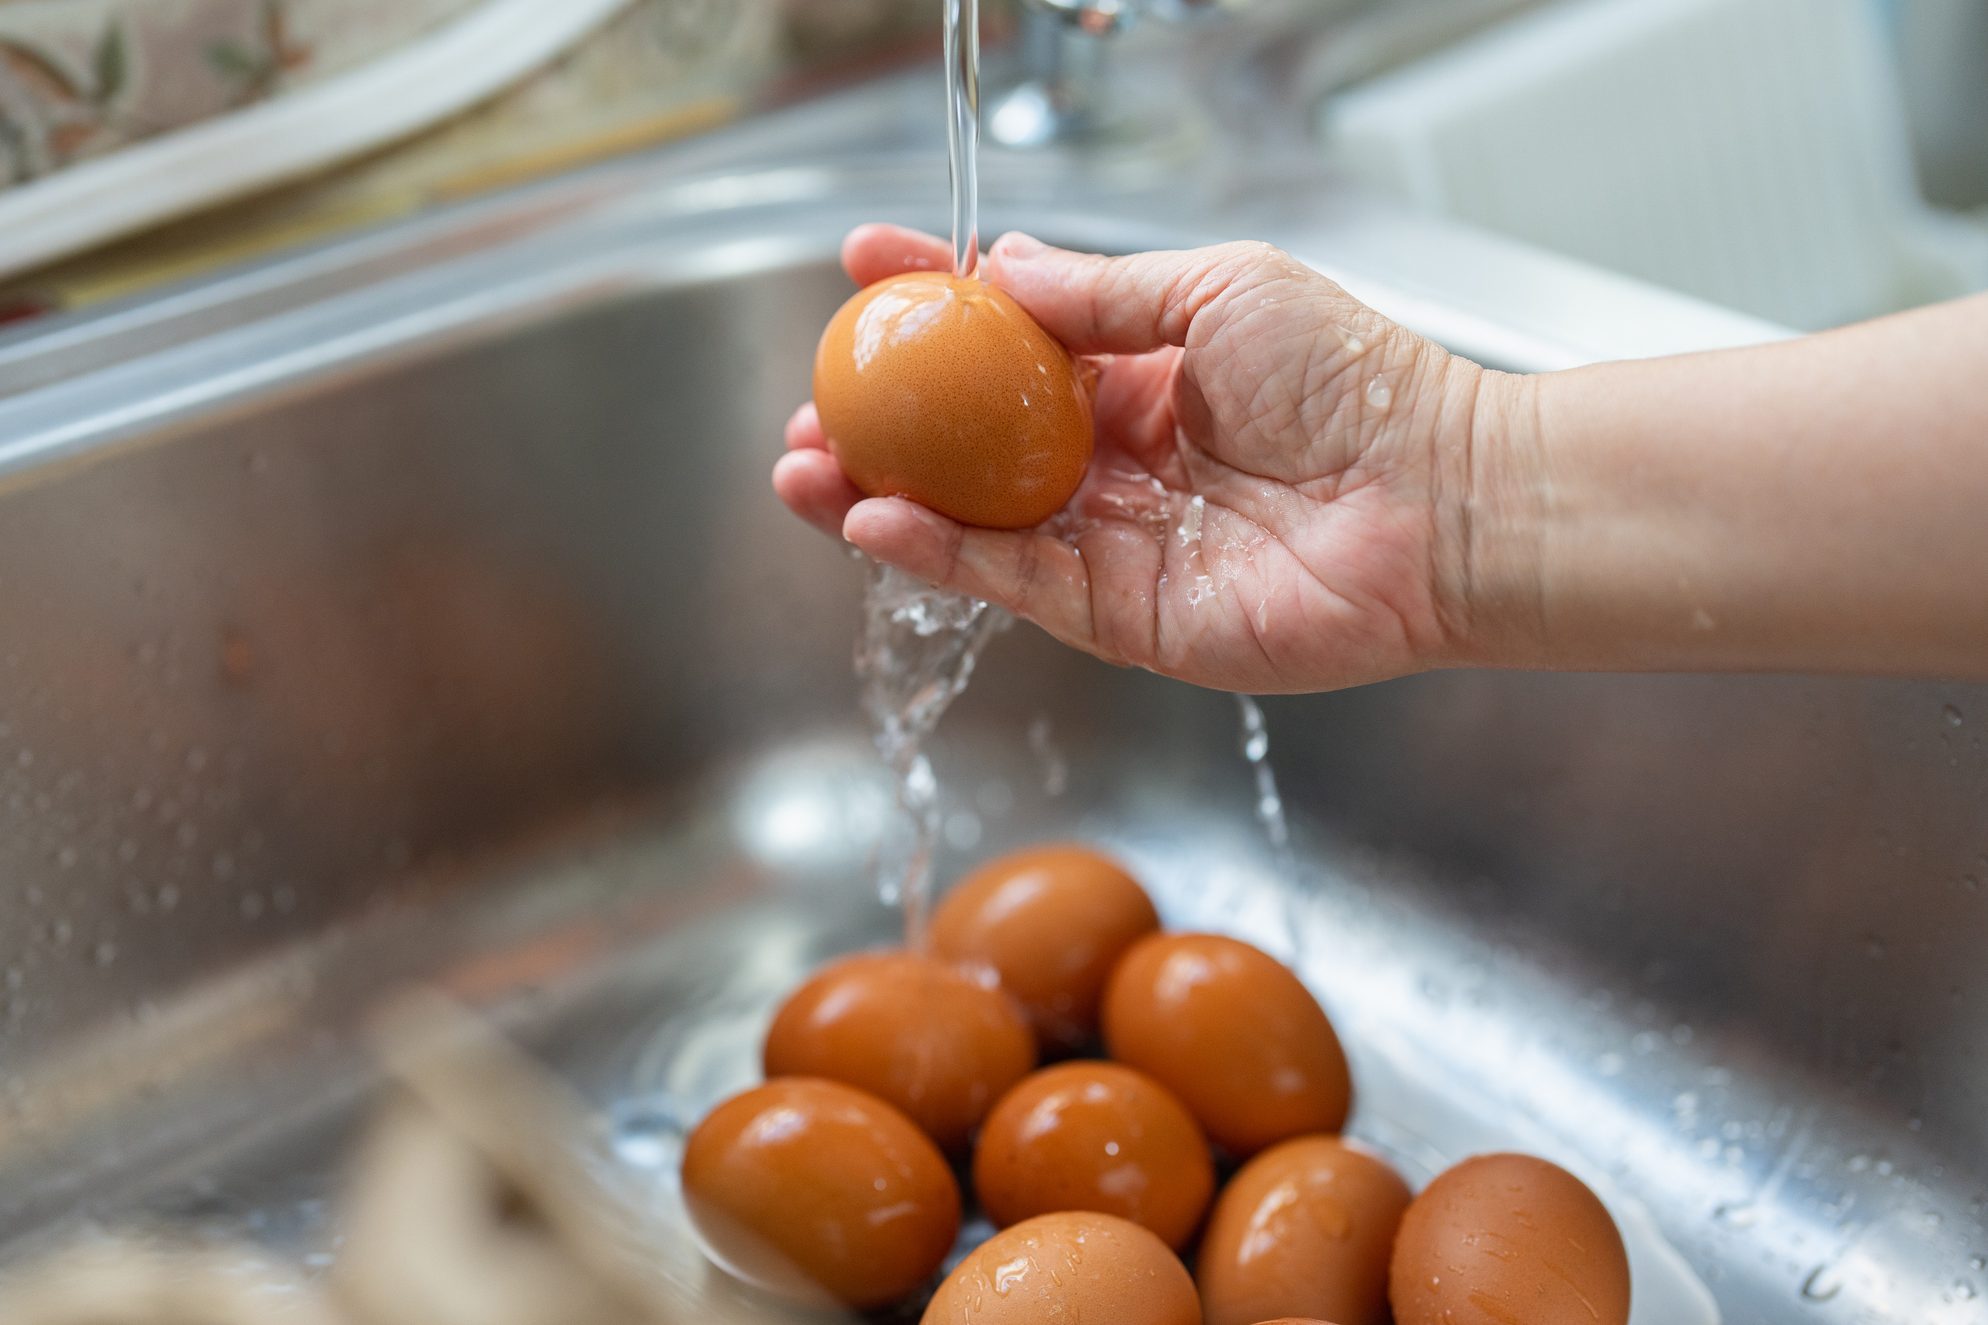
[[987, 0, 1240, 148]]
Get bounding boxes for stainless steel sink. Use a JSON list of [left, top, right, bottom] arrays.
[[0, 12, 1981, 1324]]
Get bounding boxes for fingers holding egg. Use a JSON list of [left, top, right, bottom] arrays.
[[840, 223, 957, 286], [813, 271, 1094, 530], [771, 448, 866, 538], [763, 951, 1036, 1152]]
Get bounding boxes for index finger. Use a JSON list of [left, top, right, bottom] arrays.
[[842, 224, 957, 286]]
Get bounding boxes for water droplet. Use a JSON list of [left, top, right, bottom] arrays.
[[1800, 1264, 1842, 1302], [1952, 1278, 1978, 1302], [1334, 324, 1365, 355], [1364, 375, 1393, 410], [156, 884, 180, 912], [54, 846, 76, 870], [1944, 704, 1964, 728], [14, 749, 31, 769], [93, 942, 116, 966], [239, 893, 265, 920]]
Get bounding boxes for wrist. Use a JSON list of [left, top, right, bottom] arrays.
[[1429, 364, 1551, 671]]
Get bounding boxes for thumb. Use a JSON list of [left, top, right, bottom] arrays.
[[983, 233, 1299, 355]]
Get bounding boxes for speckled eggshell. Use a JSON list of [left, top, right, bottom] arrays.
[[1197, 1136, 1410, 1325], [763, 950, 1036, 1152], [813, 272, 1093, 530], [929, 844, 1160, 1054], [1388, 1153, 1631, 1325], [680, 1078, 961, 1310], [920, 1211, 1202, 1325], [1101, 933, 1352, 1157], [973, 1060, 1215, 1250]]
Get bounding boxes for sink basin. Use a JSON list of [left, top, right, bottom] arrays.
[[0, 24, 1980, 1325]]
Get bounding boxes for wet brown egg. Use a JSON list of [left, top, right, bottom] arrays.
[[929, 844, 1160, 1054], [1101, 933, 1351, 1157], [1388, 1153, 1630, 1325], [813, 271, 1093, 530], [921, 1210, 1202, 1325], [680, 1078, 960, 1310], [973, 1061, 1214, 1250], [1197, 1136, 1411, 1325], [762, 950, 1036, 1151]]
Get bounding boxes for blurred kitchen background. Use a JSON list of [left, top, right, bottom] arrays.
[[0, 0, 1983, 333]]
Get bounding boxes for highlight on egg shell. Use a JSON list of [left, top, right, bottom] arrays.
[[920, 1210, 1202, 1325], [1387, 1152, 1631, 1325], [762, 950, 1037, 1151], [1197, 1136, 1410, 1325], [679, 1078, 961, 1311], [929, 844, 1160, 1054], [973, 1060, 1215, 1250], [1101, 933, 1352, 1157], [813, 271, 1094, 530]]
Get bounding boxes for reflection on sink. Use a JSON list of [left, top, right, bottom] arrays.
[[0, 54, 1979, 1325]]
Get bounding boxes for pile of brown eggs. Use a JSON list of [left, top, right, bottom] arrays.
[[682, 844, 1633, 1325]]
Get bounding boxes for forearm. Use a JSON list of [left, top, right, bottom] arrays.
[[1464, 293, 1988, 679]]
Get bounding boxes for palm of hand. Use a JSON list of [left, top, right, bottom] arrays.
[[775, 228, 1479, 694]]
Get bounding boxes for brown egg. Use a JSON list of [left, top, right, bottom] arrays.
[[1198, 1136, 1410, 1325], [921, 1211, 1201, 1325], [973, 1061, 1214, 1250], [763, 950, 1036, 1151], [929, 844, 1160, 1053], [1388, 1153, 1630, 1325], [1101, 934, 1351, 1157], [680, 1078, 960, 1310], [813, 271, 1093, 529]]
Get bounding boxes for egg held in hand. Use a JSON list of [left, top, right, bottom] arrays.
[[813, 271, 1094, 530], [763, 950, 1036, 1151], [929, 843, 1160, 1054], [680, 1078, 960, 1310], [973, 1060, 1214, 1250], [921, 1210, 1202, 1325], [1388, 1153, 1630, 1325], [1197, 1136, 1410, 1325]]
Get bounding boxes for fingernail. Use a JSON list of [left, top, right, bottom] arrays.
[[996, 232, 1045, 260]]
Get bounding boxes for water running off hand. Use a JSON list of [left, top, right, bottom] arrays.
[[857, 564, 1007, 947]]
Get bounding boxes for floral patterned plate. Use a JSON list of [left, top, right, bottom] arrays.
[[0, 0, 632, 278]]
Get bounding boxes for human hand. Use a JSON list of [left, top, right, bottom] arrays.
[[774, 225, 1523, 693]]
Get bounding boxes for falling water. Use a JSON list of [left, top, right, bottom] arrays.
[[856, 565, 1006, 947], [944, 0, 980, 280]]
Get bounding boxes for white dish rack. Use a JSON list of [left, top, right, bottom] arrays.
[[1317, 0, 1988, 331]]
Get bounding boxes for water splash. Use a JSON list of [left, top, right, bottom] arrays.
[[856, 563, 1007, 947]]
